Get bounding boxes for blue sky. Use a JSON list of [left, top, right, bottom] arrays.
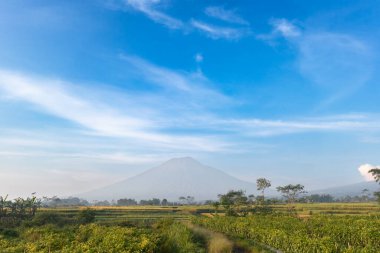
[[0, 0, 379, 197]]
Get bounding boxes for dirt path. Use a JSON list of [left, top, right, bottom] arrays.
[[186, 222, 259, 253], [186, 222, 283, 253]]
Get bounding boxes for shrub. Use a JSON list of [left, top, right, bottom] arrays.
[[26, 212, 68, 227], [76, 209, 96, 224]]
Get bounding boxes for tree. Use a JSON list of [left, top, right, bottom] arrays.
[[369, 168, 380, 182], [276, 184, 306, 211], [369, 168, 380, 203], [117, 198, 137, 206], [161, 199, 168, 206], [212, 201, 220, 215], [256, 178, 271, 204], [179, 196, 186, 205], [218, 190, 248, 216], [186, 196, 195, 205], [361, 189, 370, 202], [77, 209, 96, 224], [306, 194, 334, 203]]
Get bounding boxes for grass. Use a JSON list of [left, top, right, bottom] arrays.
[[40, 202, 380, 224], [186, 222, 234, 253]]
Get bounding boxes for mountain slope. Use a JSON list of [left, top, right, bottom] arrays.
[[79, 157, 259, 201], [311, 181, 379, 197]]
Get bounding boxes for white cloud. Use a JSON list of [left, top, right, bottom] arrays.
[[196, 113, 380, 137], [0, 69, 227, 152], [298, 33, 372, 89], [205, 6, 249, 25], [191, 19, 248, 40], [195, 53, 203, 63], [120, 54, 228, 104], [123, 1, 250, 41], [271, 18, 301, 38], [358, 164, 378, 181], [125, 0, 183, 29], [257, 18, 301, 41], [260, 18, 373, 106]]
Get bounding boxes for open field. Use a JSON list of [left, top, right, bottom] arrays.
[[1, 202, 379, 252]]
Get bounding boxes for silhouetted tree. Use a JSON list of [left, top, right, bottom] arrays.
[[218, 190, 248, 216], [256, 178, 271, 204], [277, 184, 306, 212], [117, 198, 137, 206], [369, 168, 380, 203]]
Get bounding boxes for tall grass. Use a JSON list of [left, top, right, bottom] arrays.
[[186, 223, 233, 253]]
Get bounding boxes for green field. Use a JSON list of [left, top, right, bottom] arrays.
[[1, 203, 380, 252]]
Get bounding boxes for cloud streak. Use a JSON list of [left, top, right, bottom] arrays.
[[191, 19, 248, 40], [0, 69, 227, 152], [125, 0, 184, 29], [204, 6, 249, 25], [260, 18, 373, 106], [123, 1, 250, 40], [120, 54, 229, 104]]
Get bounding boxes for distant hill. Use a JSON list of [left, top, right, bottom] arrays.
[[78, 157, 260, 201], [311, 181, 379, 197]]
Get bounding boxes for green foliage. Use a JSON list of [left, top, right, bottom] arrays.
[[369, 168, 380, 183], [0, 228, 19, 238], [154, 219, 205, 253], [76, 209, 96, 224], [256, 178, 271, 204], [25, 211, 72, 227], [0, 195, 41, 219], [117, 198, 138, 206], [0, 224, 159, 252], [374, 192, 380, 204], [276, 184, 306, 212], [218, 190, 248, 216], [194, 215, 380, 253]]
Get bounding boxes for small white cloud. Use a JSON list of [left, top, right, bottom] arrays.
[[194, 53, 203, 63], [205, 6, 249, 25], [271, 18, 301, 38], [125, 0, 184, 29], [191, 19, 248, 40], [358, 164, 378, 181]]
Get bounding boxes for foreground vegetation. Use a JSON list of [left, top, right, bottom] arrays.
[[0, 202, 379, 252], [1, 172, 379, 252], [194, 215, 380, 252]]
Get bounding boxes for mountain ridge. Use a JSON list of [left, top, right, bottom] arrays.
[[78, 157, 260, 201]]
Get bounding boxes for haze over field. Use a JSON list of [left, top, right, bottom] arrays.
[[79, 157, 262, 201], [0, 0, 380, 198], [80, 157, 378, 201]]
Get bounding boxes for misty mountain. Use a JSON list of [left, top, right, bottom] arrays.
[[311, 181, 379, 197], [79, 157, 261, 201]]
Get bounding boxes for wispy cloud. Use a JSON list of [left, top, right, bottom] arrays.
[[1, 66, 379, 154], [123, 1, 250, 40], [270, 18, 301, 38], [125, 0, 184, 29], [204, 6, 249, 25], [257, 18, 301, 41], [298, 33, 372, 90], [0, 69, 226, 152], [260, 18, 373, 106], [195, 113, 380, 137], [190, 19, 248, 40], [120, 54, 229, 104], [194, 53, 203, 63]]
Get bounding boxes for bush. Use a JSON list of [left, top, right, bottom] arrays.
[[26, 212, 68, 227], [1, 229, 19, 238], [154, 219, 205, 253], [76, 209, 96, 224]]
